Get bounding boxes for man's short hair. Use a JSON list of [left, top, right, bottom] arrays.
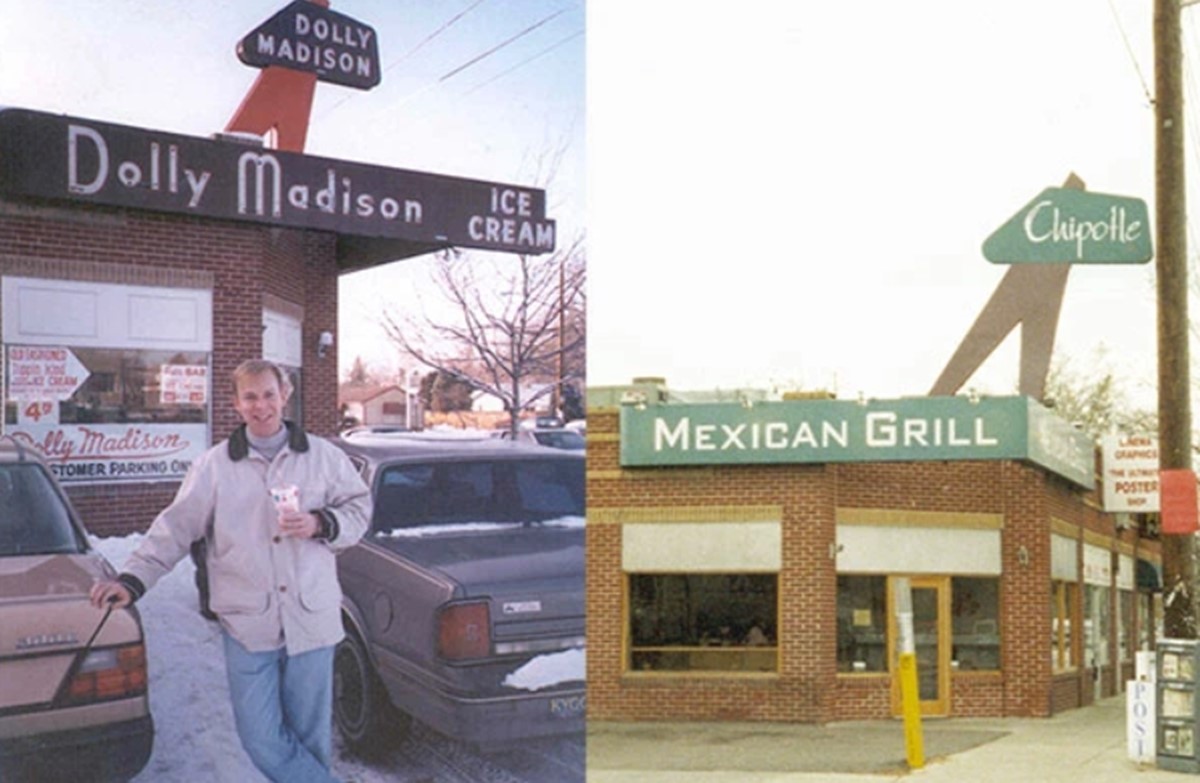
[[231, 359, 292, 396]]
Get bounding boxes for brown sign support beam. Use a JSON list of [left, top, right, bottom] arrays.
[[929, 173, 1083, 402]]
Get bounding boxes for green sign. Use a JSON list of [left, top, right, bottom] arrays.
[[982, 187, 1151, 264], [619, 395, 1094, 487]]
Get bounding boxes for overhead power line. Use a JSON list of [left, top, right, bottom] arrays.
[[1106, 0, 1153, 105], [385, 0, 489, 75], [462, 29, 583, 97], [314, 0, 489, 124], [387, 6, 574, 113], [438, 7, 569, 83]]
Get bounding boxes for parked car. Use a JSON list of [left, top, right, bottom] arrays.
[[331, 436, 585, 751], [0, 437, 154, 782], [496, 427, 586, 451]]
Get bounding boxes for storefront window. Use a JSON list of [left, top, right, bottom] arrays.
[[1052, 580, 1078, 672], [1084, 585, 1111, 669], [4, 346, 210, 484], [1118, 590, 1134, 663], [6, 348, 208, 425], [837, 575, 887, 673], [628, 573, 777, 673], [951, 577, 1000, 671]]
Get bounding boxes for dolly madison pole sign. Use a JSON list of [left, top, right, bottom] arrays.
[[0, 108, 555, 254], [238, 0, 382, 90], [620, 395, 1094, 488]]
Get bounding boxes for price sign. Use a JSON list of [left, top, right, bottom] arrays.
[[18, 399, 58, 426]]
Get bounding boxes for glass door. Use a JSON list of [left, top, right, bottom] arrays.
[[890, 576, 950, 717]]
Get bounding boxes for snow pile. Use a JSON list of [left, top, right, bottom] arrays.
[[502, 648, 586, 692]]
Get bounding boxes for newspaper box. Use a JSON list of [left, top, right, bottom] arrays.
[[1158, 639, 1200, 773]]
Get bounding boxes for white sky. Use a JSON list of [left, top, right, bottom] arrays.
[[0, 1, 1194, 410], [588, 0, 1173, 408]]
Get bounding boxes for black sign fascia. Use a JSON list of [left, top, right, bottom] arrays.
[[0, 108, 556, 256], [238, 0, 382, 90]]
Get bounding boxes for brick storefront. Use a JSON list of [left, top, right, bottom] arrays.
[[586, 390, 1162, 723]]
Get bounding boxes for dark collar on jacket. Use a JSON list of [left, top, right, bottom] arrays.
[[227, 421, 310, 462]]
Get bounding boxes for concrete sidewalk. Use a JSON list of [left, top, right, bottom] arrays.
[[587, 696, 1187, 782]]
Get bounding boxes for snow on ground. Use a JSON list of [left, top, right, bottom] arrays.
[[89, 534, 395, 783], [503, 648, 586, 692]]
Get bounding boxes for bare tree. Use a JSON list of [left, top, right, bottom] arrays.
[[381, 236, 585, 434], [1043, 347, 1155, 439]]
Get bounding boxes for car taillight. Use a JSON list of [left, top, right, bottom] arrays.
[[61, 644, 148, 706], [437, 601, 491, 661]]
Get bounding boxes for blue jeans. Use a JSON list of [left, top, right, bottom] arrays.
[[222, 633, 339, 783]]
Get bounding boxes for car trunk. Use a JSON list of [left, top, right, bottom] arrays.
[[0, 553, 117, 713], [375, 526, 585, 653]]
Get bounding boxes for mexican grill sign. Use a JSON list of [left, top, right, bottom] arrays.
[[619, 395, 1095, 488], [0, 108, 555, 255], [237, 0, 381, 90]]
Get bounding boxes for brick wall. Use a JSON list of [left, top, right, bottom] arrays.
[[999, 460, 1052, 717], [586, 407, 1160, 724], [0, 199, 342, 534]]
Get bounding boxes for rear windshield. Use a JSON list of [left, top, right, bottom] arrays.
[[0, 463, 85, 556], [373, 458, 584, 530]]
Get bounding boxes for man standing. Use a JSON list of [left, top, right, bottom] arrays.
[[91, 359, 371, 783]]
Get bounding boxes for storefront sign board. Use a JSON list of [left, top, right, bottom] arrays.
[[0, 108, 555, 256], [619, 395, 1094, 488], [1101, 434, 1159, 511]]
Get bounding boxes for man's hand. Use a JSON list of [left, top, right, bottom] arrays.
[[278, 509, 321, 539], [90, 580, 133, 609]]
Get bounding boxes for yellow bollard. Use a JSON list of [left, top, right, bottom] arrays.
[[898, 650, 925, 769], [893, 578, 925, 770]]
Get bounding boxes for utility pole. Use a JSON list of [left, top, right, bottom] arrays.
[[1155, 0, 1196, 638]]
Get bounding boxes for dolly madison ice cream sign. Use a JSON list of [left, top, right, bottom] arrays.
[[620, 395, 1094, 488], [0, 108, 554, 255]]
